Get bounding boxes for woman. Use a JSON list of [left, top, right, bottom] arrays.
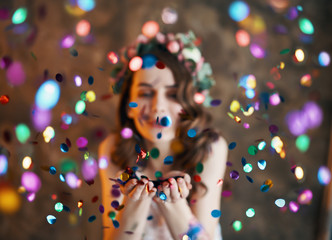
[[99, 27, 228, 240]]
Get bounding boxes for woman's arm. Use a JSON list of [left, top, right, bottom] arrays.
[[155, 136, 228, 239], [99, 135, 157, 240]]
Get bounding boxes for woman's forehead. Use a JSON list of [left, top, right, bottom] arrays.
[[132, 66, 176, 87]]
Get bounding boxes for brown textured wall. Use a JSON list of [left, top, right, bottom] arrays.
[[0, 0, 331, 239]]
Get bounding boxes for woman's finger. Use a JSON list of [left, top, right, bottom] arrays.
[[129, 179, 147, 201], [177, 177, 189, 198], [121, 178, 137, 195], [169, 178, 181, 201]]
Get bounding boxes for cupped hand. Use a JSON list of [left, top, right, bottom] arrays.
[[154, 171, 192, 203], [121, 178, 157, 202]]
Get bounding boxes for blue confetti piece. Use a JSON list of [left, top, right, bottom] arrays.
[[260, 184, 270, 192], [49, 166, 56, 175], [159, 191, 167, 201], [88, 76, 94, 85], [135, 144, 141, 154], [142, 54, 157, 69], [241, 157, 247, 166], [228, 142, 237, 150], [60, 143, 69, 152], [246, 175, 254, 183], [187, 129, 196, 138], [160, 116, 172, 127], [112, 220, 120, 228], [157, 132, 162, 139], [164, 156, 173, 165], [88, 215, 96, 222], [128, 102, 138, 108], [211, 209, 221, 218], [147, 215, 153, 220]]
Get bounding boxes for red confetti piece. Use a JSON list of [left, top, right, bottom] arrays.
[[92, 195, 99, 203], [193, 175, 201, 182], [155, 61, 165, 69], [0, 95, 9, 104]]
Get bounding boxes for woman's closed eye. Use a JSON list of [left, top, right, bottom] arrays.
[[138, 91, 154, 98]]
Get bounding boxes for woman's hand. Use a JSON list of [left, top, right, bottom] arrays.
[[154, 171, 192, 203], [121, 178, 157, 202]]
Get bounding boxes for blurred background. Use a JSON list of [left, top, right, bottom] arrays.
[[0, 0, 331, 239]]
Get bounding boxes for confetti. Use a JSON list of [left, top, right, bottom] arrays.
[[88, 215, 96, 222], [230, 170, 239, 180], [246, 208, 255, 217], [164, 156, 173, 165], [211, 209, 221, 218], [21, 172, 41, 192], [275, 199, 286, 208], [187, 129, 196, 138], [317, 166, 331, 185], [160, 116, 172, 127], [228, 142, 236, 150], [232, 220, 242, 231], [0, 95, 9, 104], [55, 202, 63, 212], [46, 215, 56, 224], [229, 1, 250, 22], [35, 80, 61, 110]]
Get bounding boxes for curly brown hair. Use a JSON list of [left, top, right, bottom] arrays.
[[111, 42, 220, 197]]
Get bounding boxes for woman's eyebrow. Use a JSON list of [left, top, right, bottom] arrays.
[[138, 83, 153, 87], [166, 84, 178, 88]]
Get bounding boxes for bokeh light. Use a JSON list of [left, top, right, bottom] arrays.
[[235, 29, 250, 47], [129, 56, 143, 71], [0, 183, 21, 214], [0, 155, 8, 176], [32, 107, 52, 131], [250, 43, 265, 58], [21, 171, 41, 192], [35, 80, 61, 110], [107, 51, 119, 64], [161, 7, 178, 24], [294, 166, 304, 180], [65, 172, 80, 189], [299, 18, 314, 35], [15, 123, 31, 144], [269, 93, 281, 106], [275, 198, 286, 208], [75, 100, 86, 114], [12, 7, 27, 24], [246, 208, 255, 217], [77, 0, 95, 12], [297, 189, 313, 205], [229, 1, 250, 22], [300, 74, 312, 87], [120, 127, 133, 139], [289, 201, 299, 213], [318, 51, 330, 67], [61, 35, 75, 48], [81, 158, 98, 181], [232, 220, 242, 231], [43, 126, 55, 143], [74, 75, 82, 86], [22, 156, 32, 169], [142, 21, 159, 38], [230, 100, 240, 112], [6, 61, 26, 86], [295, 134, 310, 152], [294, 49, 305, 62], [317, 166, 331, 185], [76, 19, 91, 37]]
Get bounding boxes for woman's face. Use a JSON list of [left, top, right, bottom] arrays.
[[127, 65, 183, 143]]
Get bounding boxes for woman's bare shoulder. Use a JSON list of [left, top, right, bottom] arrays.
[[203, 135, 228, 175]]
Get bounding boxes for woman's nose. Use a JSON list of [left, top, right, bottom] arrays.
[[152, 93, 165, 114]]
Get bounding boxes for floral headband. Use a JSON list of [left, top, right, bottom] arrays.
[[110, 30, 215, 104]]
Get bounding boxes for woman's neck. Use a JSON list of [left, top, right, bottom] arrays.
[[144, 140, 173, 174]]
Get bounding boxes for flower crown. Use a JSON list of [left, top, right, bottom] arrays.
[[110, 30, 215, 104]]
